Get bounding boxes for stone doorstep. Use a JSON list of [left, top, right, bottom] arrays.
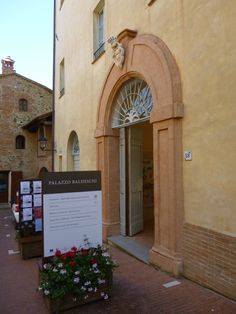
[[108, 235, 150, 264], [0, 203, 11, 210]]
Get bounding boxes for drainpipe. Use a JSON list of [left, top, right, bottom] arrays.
[[52, 0, 56, 171]]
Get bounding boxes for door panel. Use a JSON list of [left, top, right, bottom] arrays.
[[0, 172, 9, 203], [128, 127, 143, 236], [11, 171, 22, 203], [73, 155, 80, 171], [119, 128, 126, 235]]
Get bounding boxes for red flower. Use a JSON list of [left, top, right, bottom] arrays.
[[66, 251, 75, 258], [61, 254, 67, 261], [69, 261, 76, 268], [71, 246, 78, 252], [90, 258, 97, 265], [55, 249, 62, 257]]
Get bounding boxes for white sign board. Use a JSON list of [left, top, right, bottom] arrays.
[[43, 171, 102, 258]]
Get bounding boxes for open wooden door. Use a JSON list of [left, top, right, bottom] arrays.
[[128, 127, 143, 236], [119, 128, 127, 235]]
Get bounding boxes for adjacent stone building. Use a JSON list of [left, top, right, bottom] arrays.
[[0, 56, 52, 204], [54, 0, 236, 299]]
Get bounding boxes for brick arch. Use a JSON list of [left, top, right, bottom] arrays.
[[95, 31, 184, 276], [96, 33, 183, 137]]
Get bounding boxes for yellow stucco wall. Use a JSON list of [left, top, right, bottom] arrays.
[[54, 0, 236, 235]]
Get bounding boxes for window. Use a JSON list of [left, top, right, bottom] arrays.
[[60, 59, 65, 97], [16, 135, 25, 149], [93, 0, 105, 60], [111, 78, 153, 128], [19, 98, 28, 111]]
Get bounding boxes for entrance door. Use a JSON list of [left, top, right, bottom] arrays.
[[0, 172, 9, 203], [128, 127, 143, 236]]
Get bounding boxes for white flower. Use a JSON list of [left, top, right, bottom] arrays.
[[104, 294, 109, 300], [84, 281, 91, 286], [43, 263, 50, 269], [81, 286, 86, 291], [44, 290, 50, 296], [38, 287, 42, 291], [84, 295, 88, 299], [88, 287, 93, 292], [101, 292, 105, 297], [74, 277, 80, 283], [102, 252, 110, 257], [75, 270, 80, 275], [53, 268, 58, 272], [93, 268, 100, 274], [58, 263, 63, 268], [60, 269, 67, 275], [92, 263, 97, 268], [94, 287, 97, 292], [98, 279, 105, 284]]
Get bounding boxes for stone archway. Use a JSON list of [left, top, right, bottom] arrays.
[[67, 131, 80, 171], [38, 167, 48, 179], [95, 30, 184, 275]]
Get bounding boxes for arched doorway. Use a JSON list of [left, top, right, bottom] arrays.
[[67, 131, 80, 171], [95, 31, 184, 275], [111, 78, 154, 250], [38, 167, 48, 179]]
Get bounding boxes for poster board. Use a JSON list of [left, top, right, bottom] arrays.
[[19, 179, 43, 237], [43, 171, 102, 258]]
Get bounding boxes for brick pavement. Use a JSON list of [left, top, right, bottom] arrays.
[[0, 208, 235, 314]]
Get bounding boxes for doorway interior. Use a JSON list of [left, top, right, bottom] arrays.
[[0, 171, 9, 204], [119, 121, 154, 251]]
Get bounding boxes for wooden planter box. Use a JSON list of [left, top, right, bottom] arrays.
[[44, 273, 112, 313], [19, 235, 42, 259]]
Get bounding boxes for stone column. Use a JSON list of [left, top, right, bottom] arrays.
[[149, 115, 184, 276], [96, 133, 120, 239]]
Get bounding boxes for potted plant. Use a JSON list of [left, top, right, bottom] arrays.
[[39, 241, 117, 313]]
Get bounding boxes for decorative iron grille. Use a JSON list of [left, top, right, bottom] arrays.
[[111, 78, 153, 128]]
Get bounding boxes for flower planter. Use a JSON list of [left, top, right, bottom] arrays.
[[39, 244, 116, 313], [44, 273, 112, 313], [19, 235, 42, 259]]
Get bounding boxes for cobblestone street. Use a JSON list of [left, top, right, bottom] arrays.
[[0, 208, 235, 314]]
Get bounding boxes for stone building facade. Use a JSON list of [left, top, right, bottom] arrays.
[[0, 56, 52, 204], [54, 0, 236, 299]]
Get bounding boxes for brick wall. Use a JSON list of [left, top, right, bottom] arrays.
[[183, 223, 236, 300], [0, 74, 52, 179]]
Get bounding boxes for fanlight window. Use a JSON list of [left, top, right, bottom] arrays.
[[111, 78, 153, 128]]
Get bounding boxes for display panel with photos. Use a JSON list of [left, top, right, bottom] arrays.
[[19, 179, 43, 237]]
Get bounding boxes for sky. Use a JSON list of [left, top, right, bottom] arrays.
[[0, 0, 53, 88]]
